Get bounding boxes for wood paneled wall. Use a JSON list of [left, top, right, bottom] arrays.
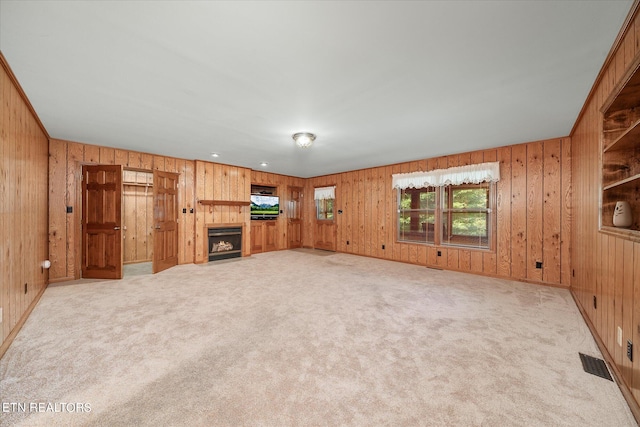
[[48, 140, 196, 282], [304, 138, 571, 287], [251, 170, 305, 251], [194, 161, 252, 262], [122, 171, 154, 264], [0, 54, 49, 355], [571, 3, 640, 415]]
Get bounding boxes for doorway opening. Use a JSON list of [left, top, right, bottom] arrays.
[[123, 262, 153, 277], [123, 170, 154, 268], [81, 165, 179, 280]]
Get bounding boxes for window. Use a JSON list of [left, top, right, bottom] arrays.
[[398, 187, 436, 243], [397, 183, 493, 249], [315, 186, 335, 221], [393, 162, 499, 249], [316, 198, 334, 220], [441, 183, 490, 248]]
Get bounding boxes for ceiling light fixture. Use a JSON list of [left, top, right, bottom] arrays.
[[293, 132, 316, 148], [260, 161, 268, 167], [210, 152, 219, 158]]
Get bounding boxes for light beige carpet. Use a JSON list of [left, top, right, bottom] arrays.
[[0, 251, 636, 426]]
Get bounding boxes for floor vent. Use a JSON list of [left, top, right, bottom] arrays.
[[579, 353, 613, 381]]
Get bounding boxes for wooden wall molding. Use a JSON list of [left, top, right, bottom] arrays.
[[0, 285, 47, 359]]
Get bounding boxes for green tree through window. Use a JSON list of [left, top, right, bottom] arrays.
[[398, 183, 492, 249], [442, 184, 490, 247], [316, 198, 334, 220], [398, 187, 436, 243]]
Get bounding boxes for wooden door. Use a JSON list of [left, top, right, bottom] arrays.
[[82, 164, 123, 279], [314, 191, 337, 251], [287, 186, 303, 249], [153, 171, 179, 273], [251, 222, 264, 253], [315, 221, 337, 251], [264, 221, 278, 252]]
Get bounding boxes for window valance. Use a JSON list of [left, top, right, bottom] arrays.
[[392, 162, 500, 189], [314, 186, 335, 200]]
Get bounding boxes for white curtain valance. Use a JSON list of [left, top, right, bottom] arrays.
[[314, 186, 335, 200], [392, 161, 500, 190]]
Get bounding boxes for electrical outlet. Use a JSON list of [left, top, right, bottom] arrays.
[[617, 326, 623, 347], [437, 251, 442, 256], [628, 340, 633, 362], [536, 261, 543, 269], [346, 241, 349, 245], [382, 245, 385, 250]]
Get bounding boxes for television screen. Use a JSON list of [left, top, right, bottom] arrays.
[[250, 194, 279, 218]]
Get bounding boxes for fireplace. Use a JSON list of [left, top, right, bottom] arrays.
[[208, 226, 242, 261]]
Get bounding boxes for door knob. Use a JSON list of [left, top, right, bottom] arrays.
[[114, 226, 121, 230]]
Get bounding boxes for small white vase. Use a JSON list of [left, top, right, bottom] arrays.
[[613, 201, 633, 228]]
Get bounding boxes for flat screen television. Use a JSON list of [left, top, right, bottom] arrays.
[[250, 194, 280, 219]]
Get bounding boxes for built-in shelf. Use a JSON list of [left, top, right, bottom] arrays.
[[604, 118, 640, 152], [599, 226, 640, 244], [123, 182, 152, 187], [602, 173, 640, 191], [198, 200, 250, 206], [600, 53, 640, 236]]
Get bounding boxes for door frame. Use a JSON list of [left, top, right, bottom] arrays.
[[79, 165, 180, 278]]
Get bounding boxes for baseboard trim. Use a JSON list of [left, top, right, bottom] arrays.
[[334, 249, 569, 289], [570, 290, 640, 424], [0, 283, 48, 359]]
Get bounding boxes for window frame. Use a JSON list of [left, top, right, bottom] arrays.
[[396, 182, 496, 251], [315, 197, 334, 221], [440, 183, 492, 249], [397, 186, 437, 244]]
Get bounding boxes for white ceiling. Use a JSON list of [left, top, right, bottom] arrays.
[[0, 1, 633, 178]]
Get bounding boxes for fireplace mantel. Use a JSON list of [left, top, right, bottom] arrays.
[[199, 200, 250, 206], [205, 222, 245, 228]]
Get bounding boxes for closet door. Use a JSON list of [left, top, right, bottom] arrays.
[[153, 171, 179, 273], [82, 164, 123, 279]]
